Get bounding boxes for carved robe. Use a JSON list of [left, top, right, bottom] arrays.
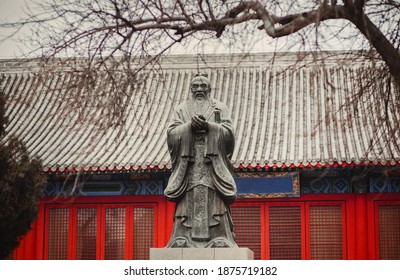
[[165, 98, 238, 248]]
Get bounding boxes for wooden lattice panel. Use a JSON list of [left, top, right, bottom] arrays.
[[231, 206, 262, 259], [269, 206, 302, 259], [133, 208, 154, 260], [309, 205, 343, 259], [48, 208, 69, 259], [104, 208, 126, 260], [76, 208, 97, 260], [378, 205, 400, 259]]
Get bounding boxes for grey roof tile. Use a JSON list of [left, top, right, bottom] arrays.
[[1, 53, 399, 172]]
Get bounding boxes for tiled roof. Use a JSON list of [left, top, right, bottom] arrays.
[[1, 52, 399, 172]]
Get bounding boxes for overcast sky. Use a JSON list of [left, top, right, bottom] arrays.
[[0, 0, 28, 58], [0, 0, 283, 58], [0, 0, 315, 59], [0, 0, 361, 59]]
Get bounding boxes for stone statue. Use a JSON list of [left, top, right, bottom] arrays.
[[165, 73, 238, 248]]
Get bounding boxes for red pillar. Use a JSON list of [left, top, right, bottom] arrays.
[[164, 200, 175, 246], [13, 221, 37, 259], [354, 194, 368, 259]]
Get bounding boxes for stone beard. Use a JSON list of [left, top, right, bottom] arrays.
[[165, 75, 238, 248]]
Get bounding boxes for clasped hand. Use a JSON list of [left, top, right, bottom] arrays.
[[191, 115, 208, 131]]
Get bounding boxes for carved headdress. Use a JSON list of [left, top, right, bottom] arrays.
[[190, 73, 211, 95]]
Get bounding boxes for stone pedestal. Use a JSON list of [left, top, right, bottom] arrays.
[[150, 248, 254, 260]]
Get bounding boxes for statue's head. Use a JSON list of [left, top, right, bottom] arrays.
[[190, 73, 211, 100]]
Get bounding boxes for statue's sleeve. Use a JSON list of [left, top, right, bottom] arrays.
[[164, 107, 191, 201], [219, 104, 235, 158], [207, 102, 237, 204], [206, 102, 235, 158]]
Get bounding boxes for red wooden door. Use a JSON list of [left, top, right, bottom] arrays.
[[232, 195, 351, 260], [43, 197, 162, 260], [369, 197, 400, 259]]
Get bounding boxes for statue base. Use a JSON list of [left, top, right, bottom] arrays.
[[149, 248, 254, 260]]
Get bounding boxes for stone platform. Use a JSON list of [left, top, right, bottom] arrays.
[[150, 248, 254, 260]]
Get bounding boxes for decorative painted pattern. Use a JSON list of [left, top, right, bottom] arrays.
[[370, 176, 400, 193]]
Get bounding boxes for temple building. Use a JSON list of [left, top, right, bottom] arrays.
[[1, 52, 399, 260]]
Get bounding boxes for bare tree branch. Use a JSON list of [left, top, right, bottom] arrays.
[[0, 0, 399, 156]]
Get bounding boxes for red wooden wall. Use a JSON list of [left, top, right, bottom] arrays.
[[13, 193, 400, 260]]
